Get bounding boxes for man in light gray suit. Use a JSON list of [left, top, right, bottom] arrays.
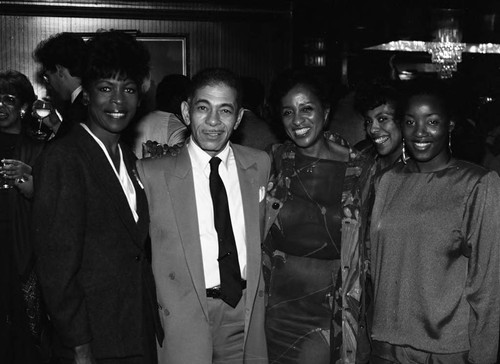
[[137, 68, 270, 363]]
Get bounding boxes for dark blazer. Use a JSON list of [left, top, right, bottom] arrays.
[[54, 90, 87, 139], [32, 124, 162, 360]]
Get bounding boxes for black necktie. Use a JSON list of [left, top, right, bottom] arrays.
[[209, 157, 242, 308]]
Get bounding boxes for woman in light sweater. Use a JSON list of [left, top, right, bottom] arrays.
[[370, 79, 500, 364]]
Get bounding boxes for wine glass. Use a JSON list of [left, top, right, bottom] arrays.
[[32, 99, 51, 140], [0, 159, 13, 189]]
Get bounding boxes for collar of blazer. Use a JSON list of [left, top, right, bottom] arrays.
[[74, 125, 149, 249]]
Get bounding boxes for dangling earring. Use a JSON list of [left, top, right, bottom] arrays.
[[448, 130, 452, 155], [402, 139, 409, 164], [19, 109, 26, 119]]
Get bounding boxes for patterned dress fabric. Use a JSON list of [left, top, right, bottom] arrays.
[[263, 132, 375, 364]]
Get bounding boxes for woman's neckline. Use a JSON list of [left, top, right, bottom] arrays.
[[403, 157, 457, 174]]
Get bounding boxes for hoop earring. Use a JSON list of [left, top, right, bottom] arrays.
[[402, 139, 409, 164]]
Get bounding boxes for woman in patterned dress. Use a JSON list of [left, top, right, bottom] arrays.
[[263, 70, 374, 364]]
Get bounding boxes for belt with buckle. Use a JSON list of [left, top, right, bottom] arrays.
[[206, 280, 247, 299]]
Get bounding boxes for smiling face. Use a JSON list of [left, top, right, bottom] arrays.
[[182, 83, 243, 157], [85, 76, 139, 142], [281, 84, 330, 157], [402, 93, 454, 172], [365, 102, 402, 160], [0, 93, 24, 134]]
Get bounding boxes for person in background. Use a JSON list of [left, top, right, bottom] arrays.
[[230, 76, 279, 150], [0, 70, 46, 363], [132, 74, 190, 158], [32, 31, 163, 364], [263, 69, 374, 364], [354, 80, 403, 170], [33, 32, 87, 139], [137, 68, 270, 363], [370, 79, 500, 364]]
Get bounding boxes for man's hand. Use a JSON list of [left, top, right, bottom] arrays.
[[73, 343, 96, 364]]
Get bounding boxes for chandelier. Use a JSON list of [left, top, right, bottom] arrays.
[[365, 9, 500, 79]]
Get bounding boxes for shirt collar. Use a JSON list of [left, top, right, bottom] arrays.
[[71, 85, 83, 103], [187, 137, 231, 177]]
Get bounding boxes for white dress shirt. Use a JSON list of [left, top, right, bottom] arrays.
[[187, 138, 247, 289], [81, 123, 138, 222], [71, 85, 83, 103]]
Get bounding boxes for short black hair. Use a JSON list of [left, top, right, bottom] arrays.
[[354, 79, 400, 116], [82, 31, 150, 94], [188, 68, 242, 107], [398, 78, 456, 122], [33, 32, 86, 78]]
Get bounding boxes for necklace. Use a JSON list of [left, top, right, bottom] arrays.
[[293, 158, 322, 174]]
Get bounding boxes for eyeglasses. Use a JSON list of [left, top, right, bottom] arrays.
[[0, 94, 17, 107]]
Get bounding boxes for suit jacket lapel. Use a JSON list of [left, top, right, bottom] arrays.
[[232, 145, 261, 320], [122, 144, 149, 245], [76, 126, 144, 247], [164, 147, 209, 317]]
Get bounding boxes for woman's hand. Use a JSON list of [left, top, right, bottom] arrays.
[[1, 159, 34, 197], [1, 159, 32, 180]]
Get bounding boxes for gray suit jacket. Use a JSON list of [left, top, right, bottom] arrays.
[[137, 142, 270, 364]]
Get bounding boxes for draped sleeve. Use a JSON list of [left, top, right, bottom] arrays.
[[463, 170, 500, 363]]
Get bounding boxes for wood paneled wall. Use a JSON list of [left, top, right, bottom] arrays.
[[0, 1, 292, 98]]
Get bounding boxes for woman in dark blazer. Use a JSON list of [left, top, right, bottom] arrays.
[[32, 31, 162, 364]]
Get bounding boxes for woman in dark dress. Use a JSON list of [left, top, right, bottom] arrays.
[[0, 70, 45, 363], [263, 70, 374, 364]]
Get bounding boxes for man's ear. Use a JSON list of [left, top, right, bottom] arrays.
[[233, 108, 245, 131], [55, 64, 68, 79], [181, 100, 191, 126]]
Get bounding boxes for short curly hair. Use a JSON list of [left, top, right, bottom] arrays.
[[269, 69, 331, 115], [33, 32, 86, 78], [82, 31, 150, 94], [354, 79, 400, 117]]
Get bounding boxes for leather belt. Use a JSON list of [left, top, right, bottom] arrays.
[[206, 280, 247, 299]]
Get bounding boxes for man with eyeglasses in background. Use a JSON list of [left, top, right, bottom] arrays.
[[33, 32, 87, 139]]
